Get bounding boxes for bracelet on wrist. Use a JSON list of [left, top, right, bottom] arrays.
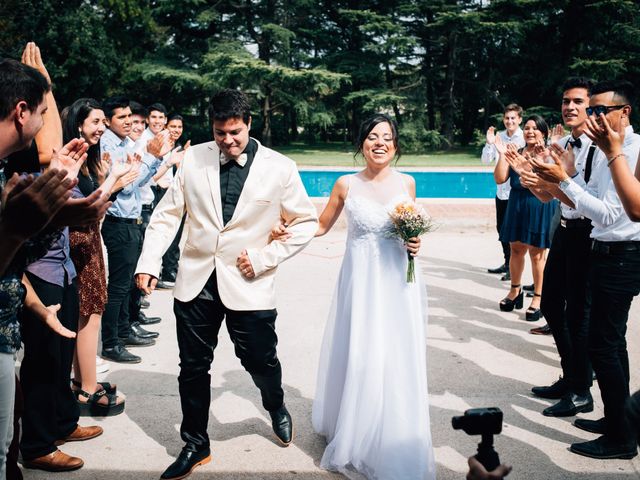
[[608, 153, 625, 167]]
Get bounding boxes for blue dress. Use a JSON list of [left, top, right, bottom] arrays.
[[499, 167, 557, 248]]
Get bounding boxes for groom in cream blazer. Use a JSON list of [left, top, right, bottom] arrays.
[[135, 90, 318, 480]]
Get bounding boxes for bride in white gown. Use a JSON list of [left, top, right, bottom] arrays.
[[276, 114, 435, 479]]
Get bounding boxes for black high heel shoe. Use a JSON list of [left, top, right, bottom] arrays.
[[500, 284, 523, 312], [526, 293, 542, 321]]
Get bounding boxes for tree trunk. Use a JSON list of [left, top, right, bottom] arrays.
[[441, 31, 458, 147], [384, 60, 402, 124], [289, 108, 298, 142], [262, 87, 272, 147]]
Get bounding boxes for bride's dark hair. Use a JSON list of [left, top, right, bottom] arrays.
[[354, 113, 401, 163]]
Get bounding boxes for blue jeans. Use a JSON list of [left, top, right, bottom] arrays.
[[0, 352, 15, 480]]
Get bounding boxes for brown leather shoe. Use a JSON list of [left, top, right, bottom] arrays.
[[23, 449, 84, 472], [65, 425, 104, 442]]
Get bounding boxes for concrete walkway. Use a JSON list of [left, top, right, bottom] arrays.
[[22, 203, 640, 479]]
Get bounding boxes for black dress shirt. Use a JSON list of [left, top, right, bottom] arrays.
[[219, 138, 258, 225]]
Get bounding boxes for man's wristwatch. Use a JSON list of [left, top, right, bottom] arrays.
[[559, 177, 572, 189]]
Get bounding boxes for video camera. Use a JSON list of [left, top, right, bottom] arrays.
[[452, 407, 503, 471]]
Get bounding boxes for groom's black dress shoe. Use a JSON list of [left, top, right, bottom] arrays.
[[570, 435, 637, 459], [543, 393, 593, 417], [269, 405, 293, 446], [531, 377, 568, 399], [574, 417, 606, 434], [160, 447, 211, 479]]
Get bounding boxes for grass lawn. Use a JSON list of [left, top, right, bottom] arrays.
[[279, 143, 483, 167]]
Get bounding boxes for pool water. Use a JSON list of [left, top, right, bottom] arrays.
[[299, 170, 495, 198]]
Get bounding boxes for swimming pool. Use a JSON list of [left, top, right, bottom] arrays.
[[299, 170, 496, 198]]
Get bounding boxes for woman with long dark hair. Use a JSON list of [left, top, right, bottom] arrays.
[[63, 98, 131, 416], [494, 114, 558, 321], [273, 113, 435, 479]]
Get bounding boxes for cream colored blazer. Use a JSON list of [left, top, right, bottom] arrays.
[[135, 139, 318, 309]]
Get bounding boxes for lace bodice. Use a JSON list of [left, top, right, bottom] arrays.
[[344, 171, 411, 249]]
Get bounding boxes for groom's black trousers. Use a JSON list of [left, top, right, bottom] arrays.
[[173, 271, 283, 451]]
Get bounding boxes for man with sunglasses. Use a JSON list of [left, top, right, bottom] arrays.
[[533, 80, 640, 459]]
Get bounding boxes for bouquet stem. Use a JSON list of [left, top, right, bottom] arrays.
[[407, 252, 415, 283]]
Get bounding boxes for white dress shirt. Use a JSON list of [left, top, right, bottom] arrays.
[[560, 126, 640, 241], [557, 133, 593, 220], [136, 128, 160, 206], [482, 127, 525, 200]]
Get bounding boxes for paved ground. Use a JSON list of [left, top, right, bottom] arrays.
[[21, 200, 640, 479]]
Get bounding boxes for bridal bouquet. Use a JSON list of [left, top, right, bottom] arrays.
[[388, 201, 434, 283]]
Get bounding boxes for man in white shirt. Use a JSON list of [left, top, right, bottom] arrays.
[[482, 104, 525, 280], [530, 78, 596, 417], [533, 80, 640, 460]]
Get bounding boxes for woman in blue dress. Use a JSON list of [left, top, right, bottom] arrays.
[[494, 114, 557, 321]]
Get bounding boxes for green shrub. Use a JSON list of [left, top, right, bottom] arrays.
[[399, 121, 450, 152]]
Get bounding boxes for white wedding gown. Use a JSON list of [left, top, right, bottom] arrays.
[[312, 171, 436, 480]]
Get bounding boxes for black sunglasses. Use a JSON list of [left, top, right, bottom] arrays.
[[586, 104, 628, 116]]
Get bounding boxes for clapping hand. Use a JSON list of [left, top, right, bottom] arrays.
[[504, 148, 532, 176], [584, 112, 625, 159], [549, 143, 577, 175], [50, 189, 112, 228], [21, 42, 50, 82], [494, 136, 507, 155], [49, 138, 89, 180], [530, 147, 569, 183], [550, 124, 565, 144], [95, 152, 111, 183], [147, 130, 174, 158], [486, 127, 496, 145], [167, 140, 191, 167], [111, 152, 140, 178], [1, 169, 75, 240]]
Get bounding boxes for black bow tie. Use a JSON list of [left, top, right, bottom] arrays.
[[568, 137, 582, 149]]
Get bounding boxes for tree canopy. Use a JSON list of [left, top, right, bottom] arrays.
[[2, 0, 639, 148]]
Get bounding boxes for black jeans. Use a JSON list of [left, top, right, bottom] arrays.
[[126, 207, 152, 327], [495, 197, 510, 265], [588, 244, 640, 441], [101, 219, 142, 349], [173, 273, 283, 451], [540, 224, 592, 393], [20, 273, 79, 460]]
